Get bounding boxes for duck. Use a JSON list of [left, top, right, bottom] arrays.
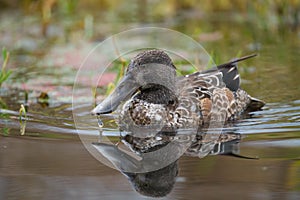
[[91, 50, 265, 135]]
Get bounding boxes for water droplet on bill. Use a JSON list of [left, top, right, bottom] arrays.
[[97, 116, 104, 128]]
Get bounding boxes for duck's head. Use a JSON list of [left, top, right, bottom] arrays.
[[92, 50, 177, 115]]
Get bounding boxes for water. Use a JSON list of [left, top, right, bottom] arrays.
[[1, 2, 300, 199]]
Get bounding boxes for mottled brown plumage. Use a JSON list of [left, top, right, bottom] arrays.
[[118, 52, 264, 133], [93, 50, 265, 135], [91, 50, 265, 155]]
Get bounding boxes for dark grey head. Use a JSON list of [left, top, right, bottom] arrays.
[[127, 49, 176, 72], [91, 50, 177, 115]]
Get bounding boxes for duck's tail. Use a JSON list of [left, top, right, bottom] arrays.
[[247, 96, 265, 112], [216, 54, 265, 112], [216, 54, 257, 92]]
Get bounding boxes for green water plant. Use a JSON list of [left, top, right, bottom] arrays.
[[19, 104, 27, 122], [0, 97, 9, 136], [0, 47, 12, 88], [104, 37, 128, 96], [19, 104, 27, 135], [105, 59, 128, 96]]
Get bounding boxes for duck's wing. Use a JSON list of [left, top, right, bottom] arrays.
[[196, 54, 265, 111], [175, 54, 264, 122], [176, 70, 228, 123], [200, 54, 257, 92], [177, 70, 226, 99], [177, 54, 257, 93]]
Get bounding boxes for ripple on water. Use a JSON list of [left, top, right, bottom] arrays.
[[236, 101, 300, 134], [1, 89, 300, 160]]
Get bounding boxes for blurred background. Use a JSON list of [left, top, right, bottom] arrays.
[[0, 0, 299, 102], [0, 0, 300, 100], [0, 1, 300, 200]]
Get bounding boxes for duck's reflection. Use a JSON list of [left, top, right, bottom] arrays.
[[123, 160, 178, 197], [93, 131, 246, 197]]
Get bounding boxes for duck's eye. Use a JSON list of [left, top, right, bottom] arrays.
[[124, 135, 133, 143], [169, 100, 175, 104]]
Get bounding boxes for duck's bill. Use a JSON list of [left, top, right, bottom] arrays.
[[92, 142, 142, 172], [91, 73, 139, 115]]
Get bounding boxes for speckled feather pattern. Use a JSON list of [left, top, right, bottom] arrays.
[[118, 70, 252, 133]]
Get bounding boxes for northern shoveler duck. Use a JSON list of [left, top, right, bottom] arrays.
[[92, 50, 265, 134]]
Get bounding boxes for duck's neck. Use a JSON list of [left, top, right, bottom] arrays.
[[136, 84, 177, 105]]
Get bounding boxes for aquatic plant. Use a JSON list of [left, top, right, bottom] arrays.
[[19, 104, 27, 135], [105, 59, 128, 96], [0, 97, 9, 136], [104, 38, 129, 96], [19, 104, 27, 122], [0, 48, 12, 88]]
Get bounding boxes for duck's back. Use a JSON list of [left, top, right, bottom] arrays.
[[176, 58, 264, 124]]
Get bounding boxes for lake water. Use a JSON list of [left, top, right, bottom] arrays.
[[1, 2, 300, 200]]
